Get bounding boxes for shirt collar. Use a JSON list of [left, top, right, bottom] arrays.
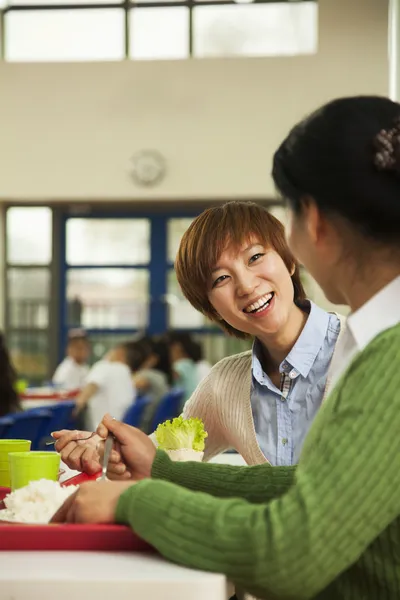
[[347, 275, 400, 352], [284, 300, 330, 378], [251, 300, 330, 383]]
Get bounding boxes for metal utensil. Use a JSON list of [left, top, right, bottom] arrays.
[[99, 435, 114, 481], [45, 433, 96, 446]]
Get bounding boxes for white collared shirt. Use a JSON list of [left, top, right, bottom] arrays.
[[330, 275, 400, 386], [52, 357, 89, 390]]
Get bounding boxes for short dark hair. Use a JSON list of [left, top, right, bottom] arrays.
[[175, 201, 306, 339], [165, 331, 201, 362], [123, 338, 152, 372], [272, 95, 400, 247]]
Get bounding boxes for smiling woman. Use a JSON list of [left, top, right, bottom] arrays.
[[174, 201, 345, 466]]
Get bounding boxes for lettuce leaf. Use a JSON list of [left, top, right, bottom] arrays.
[[155, 416, 208, 452]]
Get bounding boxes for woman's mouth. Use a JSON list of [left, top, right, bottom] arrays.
[[243, 292, 275, 315]]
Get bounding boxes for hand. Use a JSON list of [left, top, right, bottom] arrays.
[[50, 480, 136, 524], [52, 429, 104, 475], [96, 414, 156, 482]]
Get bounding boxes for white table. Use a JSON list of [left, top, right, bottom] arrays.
[[21, 387, 79, 410], [21, 399, 60, 410], [0, 552, 227, 600]]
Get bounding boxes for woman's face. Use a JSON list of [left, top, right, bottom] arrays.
[[287, 204, 346, 305], [207, 238, 297, 338], [169, 342, 184, 364]]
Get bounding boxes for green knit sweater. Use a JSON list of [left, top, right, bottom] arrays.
[[115, 324, 400, 600]]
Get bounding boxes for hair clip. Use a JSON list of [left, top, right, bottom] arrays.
[[373, 117, 400, 171]]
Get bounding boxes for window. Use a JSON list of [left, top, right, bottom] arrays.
[[167, 268, 209, 328], [7, 207, 52, 265], [66, 218, 151, 265], [8, 268, 50, 329], [66, 268, 150, 329], [167, 218, 194, 261], [193, 2, 317, 58], [5, 207, 53, 383], [5, 9, 125, 61], [0, 1, 318, 61], [129, 7, 189, 60]]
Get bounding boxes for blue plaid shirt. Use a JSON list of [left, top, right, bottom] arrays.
[[251, 301, 341, 466]]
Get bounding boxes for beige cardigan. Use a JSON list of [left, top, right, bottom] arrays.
[[182, 315, 346, 465]]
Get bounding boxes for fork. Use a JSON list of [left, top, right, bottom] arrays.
[[99, 435, 114, 481], [45, 432, 97, 446]]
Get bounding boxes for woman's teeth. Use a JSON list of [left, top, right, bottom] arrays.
[[244, 293, 274, 314]]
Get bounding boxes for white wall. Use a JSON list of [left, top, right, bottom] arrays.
[[0, 0, 389, 203]]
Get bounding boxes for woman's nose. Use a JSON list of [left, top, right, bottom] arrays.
[[236, 276, 257, 297]]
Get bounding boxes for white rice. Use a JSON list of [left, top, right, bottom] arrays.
[[0, 479, 78, 524]]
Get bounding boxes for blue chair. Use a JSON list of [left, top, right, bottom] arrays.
[[150, 389, 184, 430], [37, 401, 77, 450], [4, 409, 53, 450], [0, 416, 14, 439], [123, 395, 152, 428]]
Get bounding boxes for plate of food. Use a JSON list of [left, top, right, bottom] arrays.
[[0, 478, 152, 552]]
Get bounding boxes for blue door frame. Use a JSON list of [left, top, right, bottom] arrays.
[[58, 209, 202, 361]]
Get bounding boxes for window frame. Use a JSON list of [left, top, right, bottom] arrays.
[[4, 201, 281, 382], [0, 0, 317, 61]]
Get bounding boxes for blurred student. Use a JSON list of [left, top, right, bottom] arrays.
[[129, 337, 170, 431], [0, 332, 21, 417], [191, 340, 212, 383], [52, 330, 90, 390], [75, 342, 136, 431], [166, 332, 199, 404], [148, 335, 173, 386]]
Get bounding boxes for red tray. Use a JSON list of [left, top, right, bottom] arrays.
[[21, 389, 80, 400], [0, 480, 152, 552]]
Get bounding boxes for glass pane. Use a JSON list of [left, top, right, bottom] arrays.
[[9, 331, 49, 384], [130, 8, 189, 60], [132, 0, 184, 2], [7, 207, 52, 265], [193, 1, 318, 58], [167, 269, 213, 328], [167, 218, 194, 262], [9, 0, 116, 4], [197, 333, 252, 365], [66, 218, 150, 266], [67, 268, 149, 329], [5, 9, 124, 62], [8, 268, 50, 329]]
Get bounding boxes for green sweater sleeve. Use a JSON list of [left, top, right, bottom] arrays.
[[150, 450, 295, 503], [116, 326, 400, 600]]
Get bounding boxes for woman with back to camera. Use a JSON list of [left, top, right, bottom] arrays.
[[53, 201, 346, 470], [0, 332, 21, 418], [53, 96, 400, 599]]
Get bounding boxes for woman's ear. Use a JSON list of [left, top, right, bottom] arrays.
[[302, 196, 324, 244]]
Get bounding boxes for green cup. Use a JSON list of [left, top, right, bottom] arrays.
[[0, 440, 31, 488], [8, 451, 60, 491], [0, 470, 10, 487]]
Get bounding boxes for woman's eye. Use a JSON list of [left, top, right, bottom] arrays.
[[212, 275, 228, 288], [249, 253, 264, 264]]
